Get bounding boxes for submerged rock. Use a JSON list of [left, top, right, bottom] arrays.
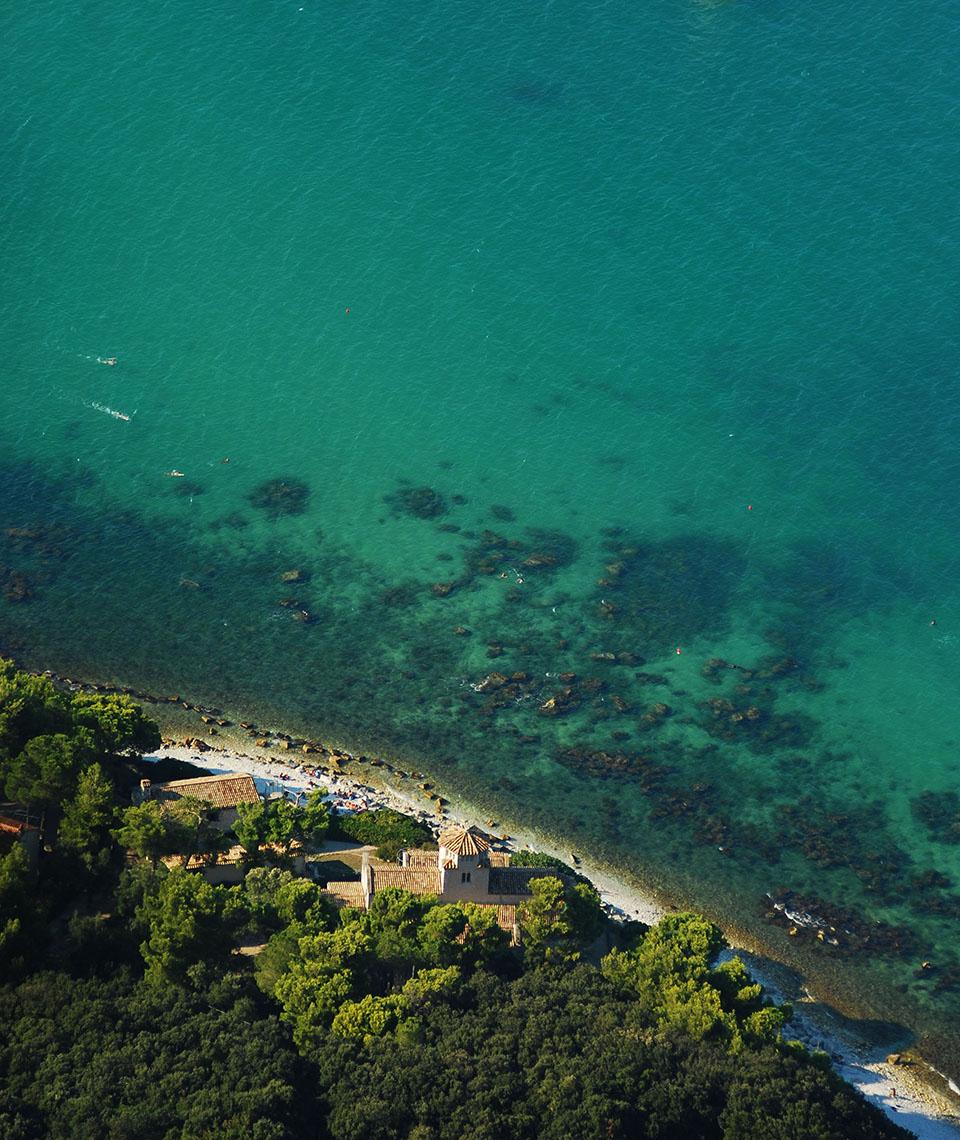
[[594, 533, 746, 651], [634, 672, 668, 686], [386, 485, 448, 519], [247, 477, 310, 518], [911, 790, 960, 844], [539, 687, 580, 716], [172, 479, 204, 498], [762, 889, 919, 960], [474, 672, 509, 692], [380, 583, 420, 608], [521, 553, 558, 570], [640, 701, 672, 726], [209, 511, 248, 531], [3, 570, 36, 603]]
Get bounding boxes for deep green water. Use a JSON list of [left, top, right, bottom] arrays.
[[3, 0, 960, 1072]]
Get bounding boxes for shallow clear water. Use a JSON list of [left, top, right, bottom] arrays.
[[2, 0, 959, 1070]]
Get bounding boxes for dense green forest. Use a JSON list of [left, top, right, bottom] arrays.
[[0, 659, 908, 1139]]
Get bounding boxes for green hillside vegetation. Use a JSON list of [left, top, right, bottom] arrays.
[[0, 659, 909, 1139]]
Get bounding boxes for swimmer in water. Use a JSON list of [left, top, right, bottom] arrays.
[[98, 357, 118, 366]]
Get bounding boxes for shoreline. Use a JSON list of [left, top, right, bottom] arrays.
[[29, 667, 960, 1136]]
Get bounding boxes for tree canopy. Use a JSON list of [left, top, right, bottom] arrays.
[[136, 869, 245, 984], [517, 874, 606, 961], [601, 913, 790, 1050], [0, 969, 310, 1140], [0, 659, 159, 808], [236, 791, 330, 860]]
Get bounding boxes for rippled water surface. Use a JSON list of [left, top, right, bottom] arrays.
[[2, 0, 959, 1071]]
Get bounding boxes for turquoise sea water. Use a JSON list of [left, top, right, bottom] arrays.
[[3, 0, 960, 1071]]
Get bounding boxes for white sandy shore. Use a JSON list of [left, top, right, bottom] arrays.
[[145, 737, 960, 1138]]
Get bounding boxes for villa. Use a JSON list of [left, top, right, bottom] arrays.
[[135, 772, 261, 830]]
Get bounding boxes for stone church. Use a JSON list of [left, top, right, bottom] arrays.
[[322, 825, 567, 940]]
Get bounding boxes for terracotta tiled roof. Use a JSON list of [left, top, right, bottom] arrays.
[[370, 867, 442, 896], [404, 848, 438, 868], [0, 804, 42, 832], [454, 903, 518, 945], [156, 774, 261, 810], [487, 850, 511, 867], [487, 866, 554, 897], [161, 844, 245, 872], [438, 825, 491, 856], [493, 904, 518, 935], [322, 881, 367, 908], [0, 816, 38, 836]]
